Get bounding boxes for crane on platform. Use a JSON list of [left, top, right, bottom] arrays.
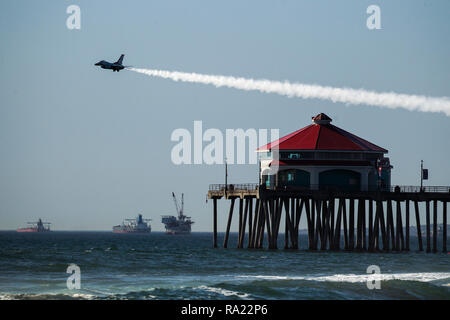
[[172, 192, 184, 219]]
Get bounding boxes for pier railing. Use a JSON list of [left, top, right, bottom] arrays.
[[389, 186, 450, 193], [208, 184, 450, 193], [209, 183, 259, 191]]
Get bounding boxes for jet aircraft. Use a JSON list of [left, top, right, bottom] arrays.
[[95, 54, 128, 72]]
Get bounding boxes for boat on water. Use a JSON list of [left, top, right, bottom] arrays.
[[112, 214, 151, 233], [17, 219, 51, 232], [162, 192, 194, 235]]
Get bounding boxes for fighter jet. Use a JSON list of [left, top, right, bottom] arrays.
[[95, 54, 128, 72]]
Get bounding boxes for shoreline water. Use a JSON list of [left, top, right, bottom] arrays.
[[0, 231, 448, 300]]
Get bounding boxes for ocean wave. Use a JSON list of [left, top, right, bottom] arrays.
[[238, 272, 450, 284], [195, 285, 249, 298], [0, 292, 96, 300]]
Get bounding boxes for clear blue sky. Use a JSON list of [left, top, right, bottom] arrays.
[[0, 0, 449, 231]]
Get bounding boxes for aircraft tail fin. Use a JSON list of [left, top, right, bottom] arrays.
[[115, 54, 124, 65]]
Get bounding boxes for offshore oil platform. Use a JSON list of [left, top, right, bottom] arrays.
[[112, 214, 152, 233], [161, 193, 194, 234], [17, 218, 51, 232]]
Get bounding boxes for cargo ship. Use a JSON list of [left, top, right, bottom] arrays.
[[112, 214, 151, 233], [161, 193, 194, 235], [17, 219, 51, 232]]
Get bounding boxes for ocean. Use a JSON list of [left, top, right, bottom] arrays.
[[0, 231, 449, 300]]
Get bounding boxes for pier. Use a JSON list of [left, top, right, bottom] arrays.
[[208, 113, 449, 253], [208, 184, 449, 252]]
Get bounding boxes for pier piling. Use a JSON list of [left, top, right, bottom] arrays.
[[444, 201, 447, 253], [405, 200, 410, 251], [213, 198, 218, 248], [223, 197, 235, 248], [426, 201, 431, 253], [433, 200, 437, 253]]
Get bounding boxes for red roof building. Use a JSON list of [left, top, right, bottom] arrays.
[[258, 113, 392, 191]]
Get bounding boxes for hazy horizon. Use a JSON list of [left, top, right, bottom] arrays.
[[1, 0, 449, 232]]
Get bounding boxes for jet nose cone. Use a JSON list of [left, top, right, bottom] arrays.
[[95, 62, 100, 66]]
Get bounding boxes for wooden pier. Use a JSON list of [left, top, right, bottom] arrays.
[[208, 184, 449, 252]]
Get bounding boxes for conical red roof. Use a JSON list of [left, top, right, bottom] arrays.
[[257, 113, 387, 153]]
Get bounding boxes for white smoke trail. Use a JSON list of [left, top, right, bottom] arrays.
[[127, 67, 450, 116]]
